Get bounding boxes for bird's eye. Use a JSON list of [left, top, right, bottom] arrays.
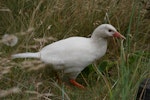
[[108, 29, 112, 32]]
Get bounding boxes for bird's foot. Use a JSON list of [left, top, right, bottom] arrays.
[[69, 79, 85, 89]]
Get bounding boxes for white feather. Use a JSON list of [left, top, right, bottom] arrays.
[[12, 52, 40, 59]]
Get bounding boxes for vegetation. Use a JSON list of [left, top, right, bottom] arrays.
[[0, 0, 149, 99]]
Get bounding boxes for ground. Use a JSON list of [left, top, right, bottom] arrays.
[[0, 0, 150, 100]]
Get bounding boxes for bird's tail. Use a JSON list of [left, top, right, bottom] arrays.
[[12, 52, 40, 59]]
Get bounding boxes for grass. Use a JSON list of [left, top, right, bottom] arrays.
[[0, 0, 150, 99]]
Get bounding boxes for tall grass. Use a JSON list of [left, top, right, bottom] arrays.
[[0, 0, 149, 99]]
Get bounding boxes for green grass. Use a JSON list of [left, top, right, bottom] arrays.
[[0, 0, 150, 100]]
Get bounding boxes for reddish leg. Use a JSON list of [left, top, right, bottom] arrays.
[[70, 79, 85, 89]]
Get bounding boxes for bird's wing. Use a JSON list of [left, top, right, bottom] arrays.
[[40, 37, 96, 66]]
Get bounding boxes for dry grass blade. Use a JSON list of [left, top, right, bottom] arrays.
[[21, 60, 45, 71], [0, 87, 21, 98], [0, 8, 11, 12], [51, 81, 70, 100], [25, 90, 53, 100]]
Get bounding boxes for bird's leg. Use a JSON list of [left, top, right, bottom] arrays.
[[53, 69, 67, 84], [55, 72, 62, 83], [69, 79, 85, 89]]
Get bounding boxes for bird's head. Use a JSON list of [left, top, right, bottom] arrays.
[[91, 24, 126, 39]]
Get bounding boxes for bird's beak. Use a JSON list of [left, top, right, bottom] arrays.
[[113, 32, 126, 39]]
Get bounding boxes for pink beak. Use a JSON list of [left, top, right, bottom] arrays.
[[113, 32, 126, 39]]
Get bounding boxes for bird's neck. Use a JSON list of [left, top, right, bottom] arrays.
[[90, 37, 108, 58], [91, 36, 107, 43], [90, 36, 108, 50]]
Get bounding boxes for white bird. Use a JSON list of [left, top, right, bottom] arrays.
[[12, 24, 126, 89]]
